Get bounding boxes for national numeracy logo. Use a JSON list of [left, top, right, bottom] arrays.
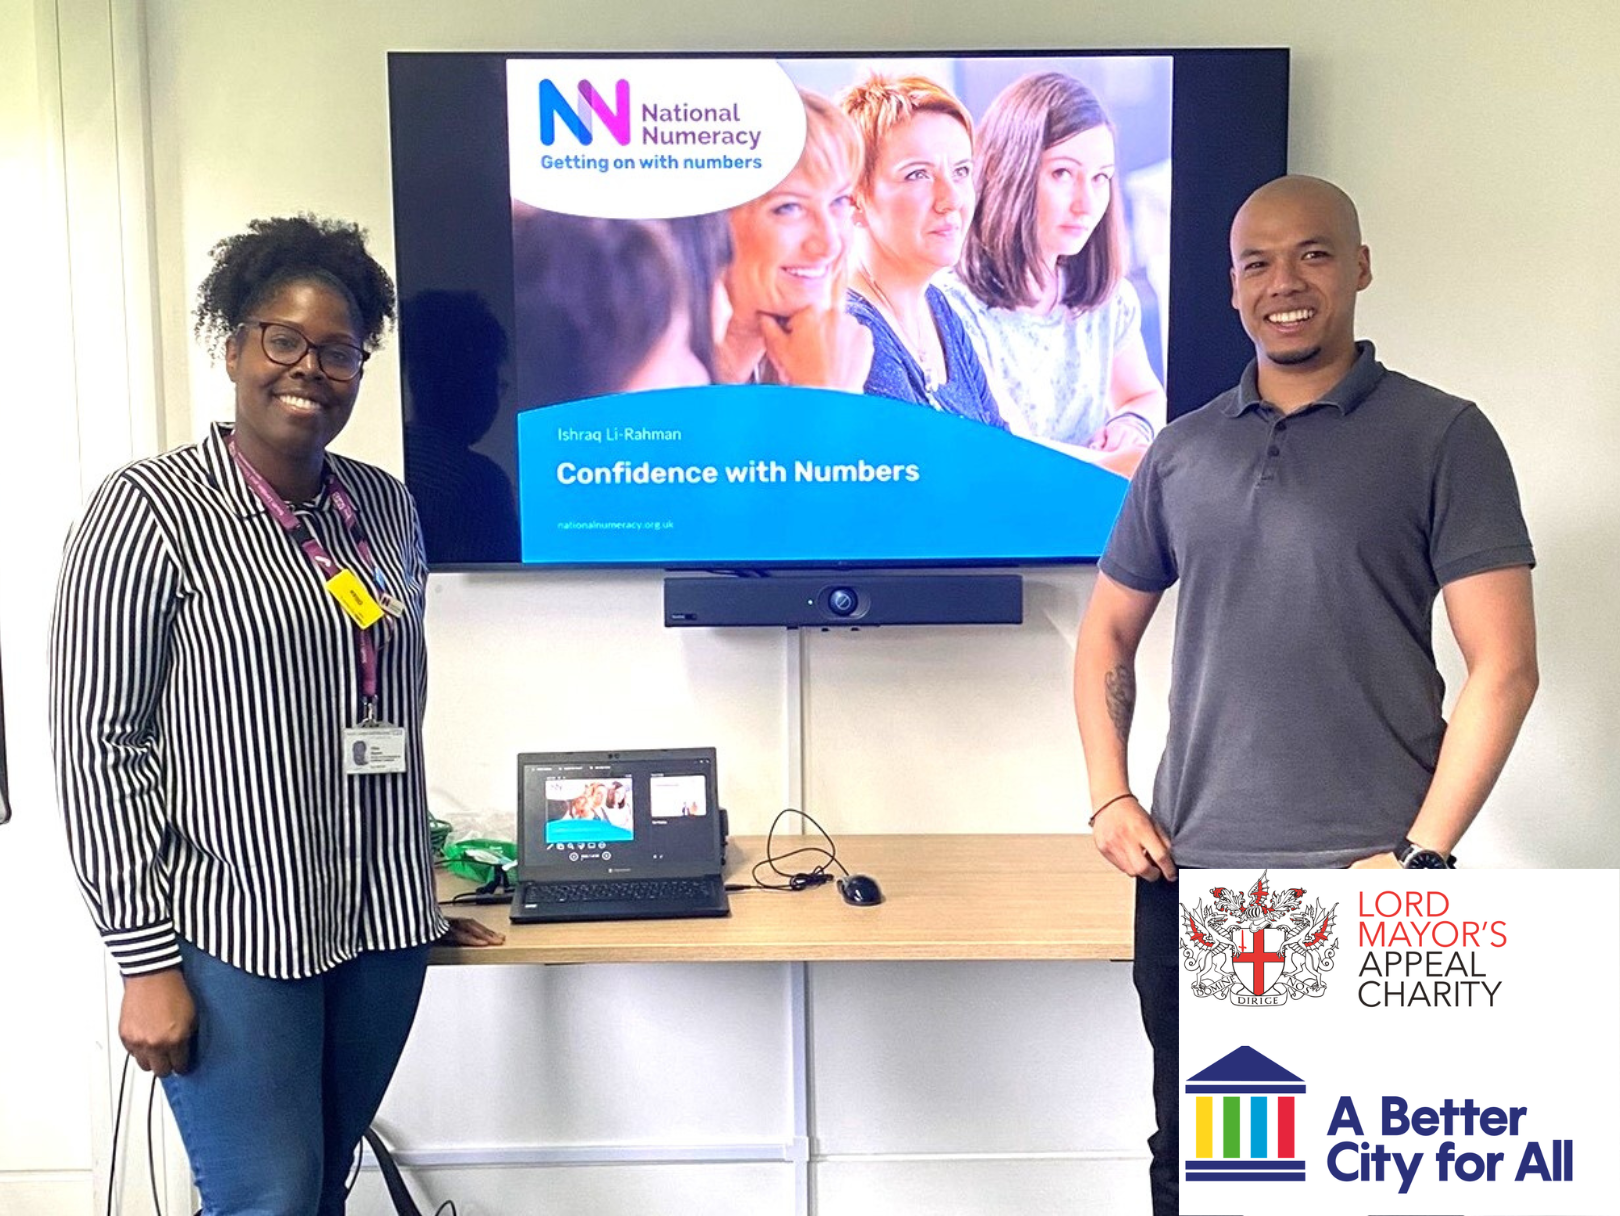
[[539, 78, 632, 146], [1181, 873, 1340, 1006]]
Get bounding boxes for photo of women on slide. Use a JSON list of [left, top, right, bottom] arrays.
[[838, 75, 1007, 430], [941, 72, 1167, 476], [546, 779, 633, 835], [714, 90, 874, 391]]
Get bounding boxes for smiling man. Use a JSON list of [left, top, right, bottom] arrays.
[[1073, 175, 1539, 1216]]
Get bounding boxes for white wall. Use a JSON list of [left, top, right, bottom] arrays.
[[4, 0, 1617, 1212], [0, 0, 162, 1209]]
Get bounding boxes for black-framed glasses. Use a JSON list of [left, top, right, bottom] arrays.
[[241, 320, 369, 382]]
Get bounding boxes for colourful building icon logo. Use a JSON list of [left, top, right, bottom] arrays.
[[1185, 1046, 1306, 1183]]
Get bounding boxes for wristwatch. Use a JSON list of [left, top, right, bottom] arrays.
[[1395, 838, 1455, 869]]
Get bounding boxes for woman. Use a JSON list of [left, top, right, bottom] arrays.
[[716, 90, 873, 390], [49, 216, 502, 1213], [942, 72, 1166, 474], [839, 74, 1006, 429]]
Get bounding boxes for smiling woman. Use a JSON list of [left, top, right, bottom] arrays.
[[50, 215, 503, 1213], [716, 90, 873, 390]]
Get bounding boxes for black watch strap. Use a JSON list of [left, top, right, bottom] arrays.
[[1396, 838, 1455, 868]]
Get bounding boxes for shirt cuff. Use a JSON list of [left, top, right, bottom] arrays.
[[104, 923, 182, 977], [1434, 544, 1536, 587], [1097, 556, 1173, 594]]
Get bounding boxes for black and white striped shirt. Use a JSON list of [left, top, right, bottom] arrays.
[[50, 424, 449, 979]]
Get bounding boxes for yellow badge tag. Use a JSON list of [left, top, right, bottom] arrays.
[[325, 569, 385, 629]]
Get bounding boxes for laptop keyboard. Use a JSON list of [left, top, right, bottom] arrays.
[[523, 878, 714, 905]]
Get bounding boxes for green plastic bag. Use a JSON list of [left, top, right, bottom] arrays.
[[441, 836, 517, 885]]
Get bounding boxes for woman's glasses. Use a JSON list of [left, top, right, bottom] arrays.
[[241, 320, 369, 382]]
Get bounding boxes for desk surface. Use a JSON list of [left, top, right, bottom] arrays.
[[431, 834, 1134, 965]]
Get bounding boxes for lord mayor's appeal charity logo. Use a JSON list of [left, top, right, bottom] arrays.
[[1181, 874, 1340, 1005]]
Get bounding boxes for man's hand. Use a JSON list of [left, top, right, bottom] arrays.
[[1091, 796, 1178, 882], [759, 304, 873, 392], [120, 969, 196, 1077], [1349, 852, 1401, 869], [441, 917, 505, 947]]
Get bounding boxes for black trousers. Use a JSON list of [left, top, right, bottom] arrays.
[[1134, 875, 1182, 1216]]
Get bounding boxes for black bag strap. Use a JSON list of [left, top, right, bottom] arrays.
[[361, 1126, 426, 1216]]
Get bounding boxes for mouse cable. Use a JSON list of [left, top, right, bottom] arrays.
[[438, 891, 513, 906], [147, 1073, 164, 1216], [346, 1131, 363, 1198], [107, 1053, 132, 1216], [726, 807, 852, 892]]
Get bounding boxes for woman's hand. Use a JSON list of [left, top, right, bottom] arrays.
[[1089, 413, 1153, 453], [441, 917, 506, 947], [1084, 415, 1153, 478], [713, 313, 766, 385], [760, 304, 873, 392], [120, 969, 196, 1077]]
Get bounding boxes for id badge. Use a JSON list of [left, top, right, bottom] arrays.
[[344, 724, 407, 775], [326, 569, 385, 629]]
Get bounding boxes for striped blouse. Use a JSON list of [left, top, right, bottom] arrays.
[[50, 424, 449, 980]]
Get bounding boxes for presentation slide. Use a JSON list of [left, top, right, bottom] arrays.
[[501, 54, 1171, 565], [650, 773, 708, 819]]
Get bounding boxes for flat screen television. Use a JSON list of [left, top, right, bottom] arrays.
[[387, 49, 1288, 571]]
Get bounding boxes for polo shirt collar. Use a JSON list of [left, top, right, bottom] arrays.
[[1223, 340, 1385, 417], [200, 422, 330, 518]]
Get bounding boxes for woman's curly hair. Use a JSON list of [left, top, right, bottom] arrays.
[[193, 215, 397, 357]]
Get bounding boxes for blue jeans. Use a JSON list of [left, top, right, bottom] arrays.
[[162, 939, 431, 1215]]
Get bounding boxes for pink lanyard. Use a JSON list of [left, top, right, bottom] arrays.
[[228, 437, 390, 719]]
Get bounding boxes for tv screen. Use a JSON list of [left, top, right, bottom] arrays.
[[388, 50, 1288, 570]]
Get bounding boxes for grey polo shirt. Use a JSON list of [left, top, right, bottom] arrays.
[[1099, 342, 1534, 867]]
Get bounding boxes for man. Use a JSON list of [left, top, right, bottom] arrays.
[[1073, 175, 1538, 1216]]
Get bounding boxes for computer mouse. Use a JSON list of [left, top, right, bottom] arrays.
[[838, 874, 884, 906]]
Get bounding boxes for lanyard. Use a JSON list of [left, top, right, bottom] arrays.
[[228, 436, 398, 720]]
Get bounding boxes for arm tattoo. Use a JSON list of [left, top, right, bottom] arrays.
[[1104, 664, 1136, 746]]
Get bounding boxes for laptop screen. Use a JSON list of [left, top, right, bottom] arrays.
[[516, 747, 722, 879]]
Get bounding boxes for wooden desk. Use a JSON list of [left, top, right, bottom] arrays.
[[431, 833, 1133, 966]]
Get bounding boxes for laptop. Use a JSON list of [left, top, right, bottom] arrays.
[[510, 747, 731, 924]]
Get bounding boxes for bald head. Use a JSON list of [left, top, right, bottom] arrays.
[[1232, 175, 1361, 258]]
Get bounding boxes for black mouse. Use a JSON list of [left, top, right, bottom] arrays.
[[838, 874, 884, 906]]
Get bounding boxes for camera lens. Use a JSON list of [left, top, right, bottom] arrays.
[[826, 587, 858, 617]]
